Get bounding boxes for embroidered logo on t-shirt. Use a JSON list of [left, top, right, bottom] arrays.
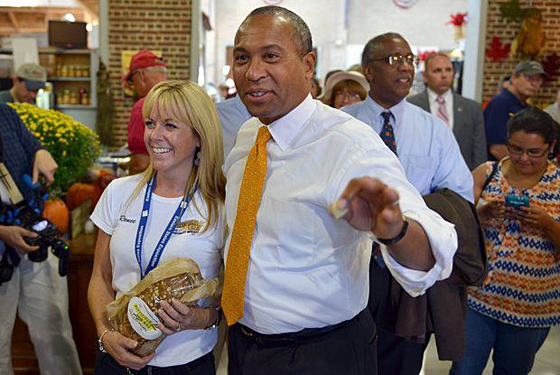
[[119, 215, 136, 224], [173, 219, 204, 235]]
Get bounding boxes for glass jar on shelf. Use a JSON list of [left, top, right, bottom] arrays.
[[61, 89, 71, 105], [69, 91, 79, 105], [56, 92, 64, 105], [55, 57, 63, 77]]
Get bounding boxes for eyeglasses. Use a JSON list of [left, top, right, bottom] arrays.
[[334, 90, 362, 102], [521, 74, 544, 85], [370, 54, 420, 68], [506, 143, 550, 158]]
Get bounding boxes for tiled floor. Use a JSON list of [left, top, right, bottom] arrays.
[[217, 326, 560, 374], [421, 326, 560, 375]]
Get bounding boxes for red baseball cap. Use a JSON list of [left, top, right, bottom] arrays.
[[123, 50, 166, 83]]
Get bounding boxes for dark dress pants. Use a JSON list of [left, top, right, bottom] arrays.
[[228, 309, 378, 375], [94, 350, 215, 375], [369, 259, 429, 375]]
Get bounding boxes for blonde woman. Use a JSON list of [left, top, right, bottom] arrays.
[[88, 80, 226, 375]]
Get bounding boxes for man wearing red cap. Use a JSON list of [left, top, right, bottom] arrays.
[[124, 50, 167, 174]]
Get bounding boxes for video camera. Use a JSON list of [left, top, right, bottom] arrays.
[[0, 175, 69, 285]]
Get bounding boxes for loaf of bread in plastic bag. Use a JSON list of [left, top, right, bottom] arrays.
[[106, 258, 220, 356]]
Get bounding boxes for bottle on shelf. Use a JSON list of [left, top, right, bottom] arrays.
[[62, 89, 70, 105], [70, 91, 79, 105], [79, 87, 89, 105]]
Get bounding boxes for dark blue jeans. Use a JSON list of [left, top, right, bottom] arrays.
[[449, 308, 550, 375]]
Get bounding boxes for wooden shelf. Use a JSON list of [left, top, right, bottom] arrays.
[[56, 104, 96, 109], [49, 77, 91, 82]]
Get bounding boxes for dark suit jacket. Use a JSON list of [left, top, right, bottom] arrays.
[[390, 189, 487, 360], [408, 90, 487, 171]]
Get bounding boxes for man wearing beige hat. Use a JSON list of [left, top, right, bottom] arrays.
[[0, 63, 47, 104], [484, 60, 548, 161]]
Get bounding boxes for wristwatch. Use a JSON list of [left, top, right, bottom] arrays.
[[377, 216, 409, 246], [205, 306, 222, 330], [98, 328, 115, 353]]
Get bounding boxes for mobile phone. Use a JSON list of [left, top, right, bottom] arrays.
[[505, 194, 530, 209]]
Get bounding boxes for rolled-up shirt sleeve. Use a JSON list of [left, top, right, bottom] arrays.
[[378, 199, 457, 297], [335, 128, 458, 296]]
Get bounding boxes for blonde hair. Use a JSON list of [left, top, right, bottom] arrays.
[[131, 80, 225, 232]]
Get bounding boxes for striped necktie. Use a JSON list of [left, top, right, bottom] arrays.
[[436, 96, 449, 125], [222, 126, 272, 326]]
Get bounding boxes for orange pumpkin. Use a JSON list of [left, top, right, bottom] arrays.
[[66, 183, 97, 211], [42, 198, 70, 234]]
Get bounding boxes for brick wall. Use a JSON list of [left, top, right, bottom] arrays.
[[108, 0, 192, 146], [483, 0, 560, 105]]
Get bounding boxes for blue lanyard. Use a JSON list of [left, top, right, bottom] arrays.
[[134, 174, 195, 279]]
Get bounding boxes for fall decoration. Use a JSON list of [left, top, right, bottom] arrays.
[[419, 50, 437, 61], [510, 9, 545, 59], [541, 53, 560, 81], [486, 36, 511, 62], [66, 182, 100, 211], [446, 12, 467, 26], [500, 0, 525, 23], [8, 103, 101, 196], [43, 198, 70, 234]]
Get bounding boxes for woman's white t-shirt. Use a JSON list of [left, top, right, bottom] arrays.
[[91, 174, 225, 367]]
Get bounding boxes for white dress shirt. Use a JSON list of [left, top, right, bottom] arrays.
[[224, 95, 457, 334], [428, 88, 454, 131]]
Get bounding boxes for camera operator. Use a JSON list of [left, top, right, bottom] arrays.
[[0, 103, 82, 375]]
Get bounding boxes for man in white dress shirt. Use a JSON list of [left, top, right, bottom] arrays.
[[222, 6, 458, 375]]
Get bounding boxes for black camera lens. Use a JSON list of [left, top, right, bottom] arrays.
[[27, 247, 48, 262], [51, 239, 69, 277]]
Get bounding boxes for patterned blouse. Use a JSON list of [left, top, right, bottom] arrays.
[[468, 159, 560, 328]]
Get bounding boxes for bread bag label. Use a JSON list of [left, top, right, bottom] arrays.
[[127, 297, 163, 340]]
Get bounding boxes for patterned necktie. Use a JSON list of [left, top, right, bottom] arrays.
[[380, 111, 397, 156], [222, 126, 272, 326], [436, 96, 449, 125]]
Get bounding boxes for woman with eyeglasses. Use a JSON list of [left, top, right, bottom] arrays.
[[319, 71, 369, 109], [450, 107, 560, 375]]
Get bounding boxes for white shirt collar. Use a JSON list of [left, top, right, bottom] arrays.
[[266, 94, 316, 151], [427, 87, 453, 103]]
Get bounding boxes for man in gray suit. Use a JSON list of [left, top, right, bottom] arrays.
[[408, 53, 487, 170]]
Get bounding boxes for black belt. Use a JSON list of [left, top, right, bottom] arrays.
[[238, 311, 363, 346]]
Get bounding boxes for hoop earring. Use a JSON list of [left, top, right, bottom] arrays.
[[194, 148, 201, 166]]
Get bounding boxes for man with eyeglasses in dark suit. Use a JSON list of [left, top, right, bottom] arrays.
[[343, 32, 473, 375]]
